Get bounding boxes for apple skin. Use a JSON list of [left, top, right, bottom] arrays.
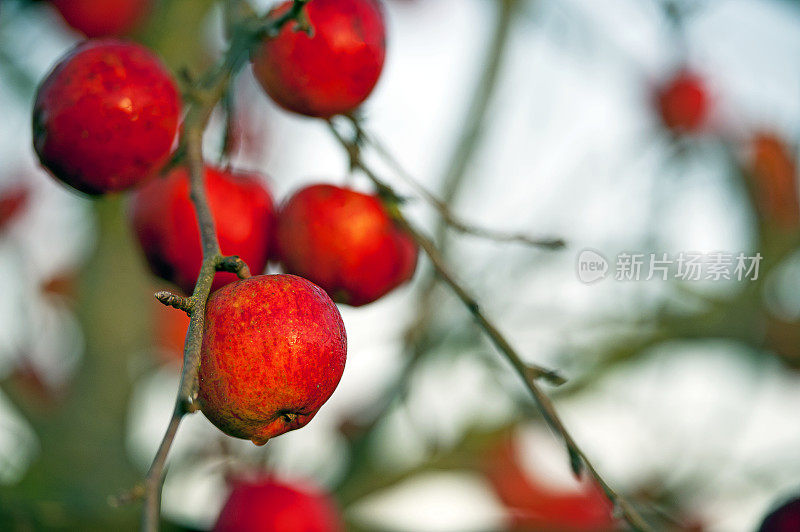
[[50, 0, 152, 38], [33, 40, 180, 195], [655, 70, 708, 133], [251, 0, 386, 118], [275, 184, 418, 306], [129, 165, 276, 295], [759, 496, 800, 532], [746, 132, 799, 230], [199, 274, 347, 446], [214, 476, 344, 532]]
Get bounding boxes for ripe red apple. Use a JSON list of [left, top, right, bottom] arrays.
[[275, 184, 418, 306], [759, 496, 800, 532], [251, 0, 386, 118], [50, 0, 152, 38], [746, 132, 799, 230], [129, 165, 275, 295], [33, 40, 180, 194], [655, 70, 708, 133], [199, 274, 347, 445], [215, 476, 344, 532]]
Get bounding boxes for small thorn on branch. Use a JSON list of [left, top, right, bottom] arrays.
[[217, 255, 251, 279], [154, 291, 193, 314], [525, 364, 567, 386], [568, 447, 585, 478]]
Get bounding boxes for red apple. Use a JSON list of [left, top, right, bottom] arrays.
[[275, 184, 418, 306], [746, 132, 799, 230], [759, 496, 800, 532], [129, 165, 276, 295], [215, 476, 344, 532], [251, 0, 386, 118], [50, 0, 152, 38], [199, 274, 347, 445], [655, 70, 708, 134], [33, 40, 180, 194]]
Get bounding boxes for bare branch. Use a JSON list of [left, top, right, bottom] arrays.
[[350, 120, 565, 250], [141, 407, 183, 530], [138, 3, 311, 530], [328, 122, 565, 385], [327, 122, 653, 532]]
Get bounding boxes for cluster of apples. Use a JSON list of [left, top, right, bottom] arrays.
[[33, 0, 410, 522]]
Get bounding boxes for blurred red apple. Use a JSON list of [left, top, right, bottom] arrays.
[[215, 476, 344, 532], [129, 165, 276, 295], [275, 184, 418, 306], [50, 0, 152, 38], [746, 132, 799, 230], [655, 70, 709, 134]]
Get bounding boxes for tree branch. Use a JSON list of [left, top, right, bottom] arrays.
[[329, 122, 567, 385], [138, 3, 310, 530], [332, 0, 526, 495], [328, 123, 653, 532]]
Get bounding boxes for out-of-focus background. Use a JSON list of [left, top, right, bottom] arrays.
[[1, 0, 800, 530]]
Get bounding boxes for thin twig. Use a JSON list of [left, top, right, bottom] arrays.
[[140, 406, 183, 529], [351, 120, 565, 250], [328, 123, 653, 532]]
